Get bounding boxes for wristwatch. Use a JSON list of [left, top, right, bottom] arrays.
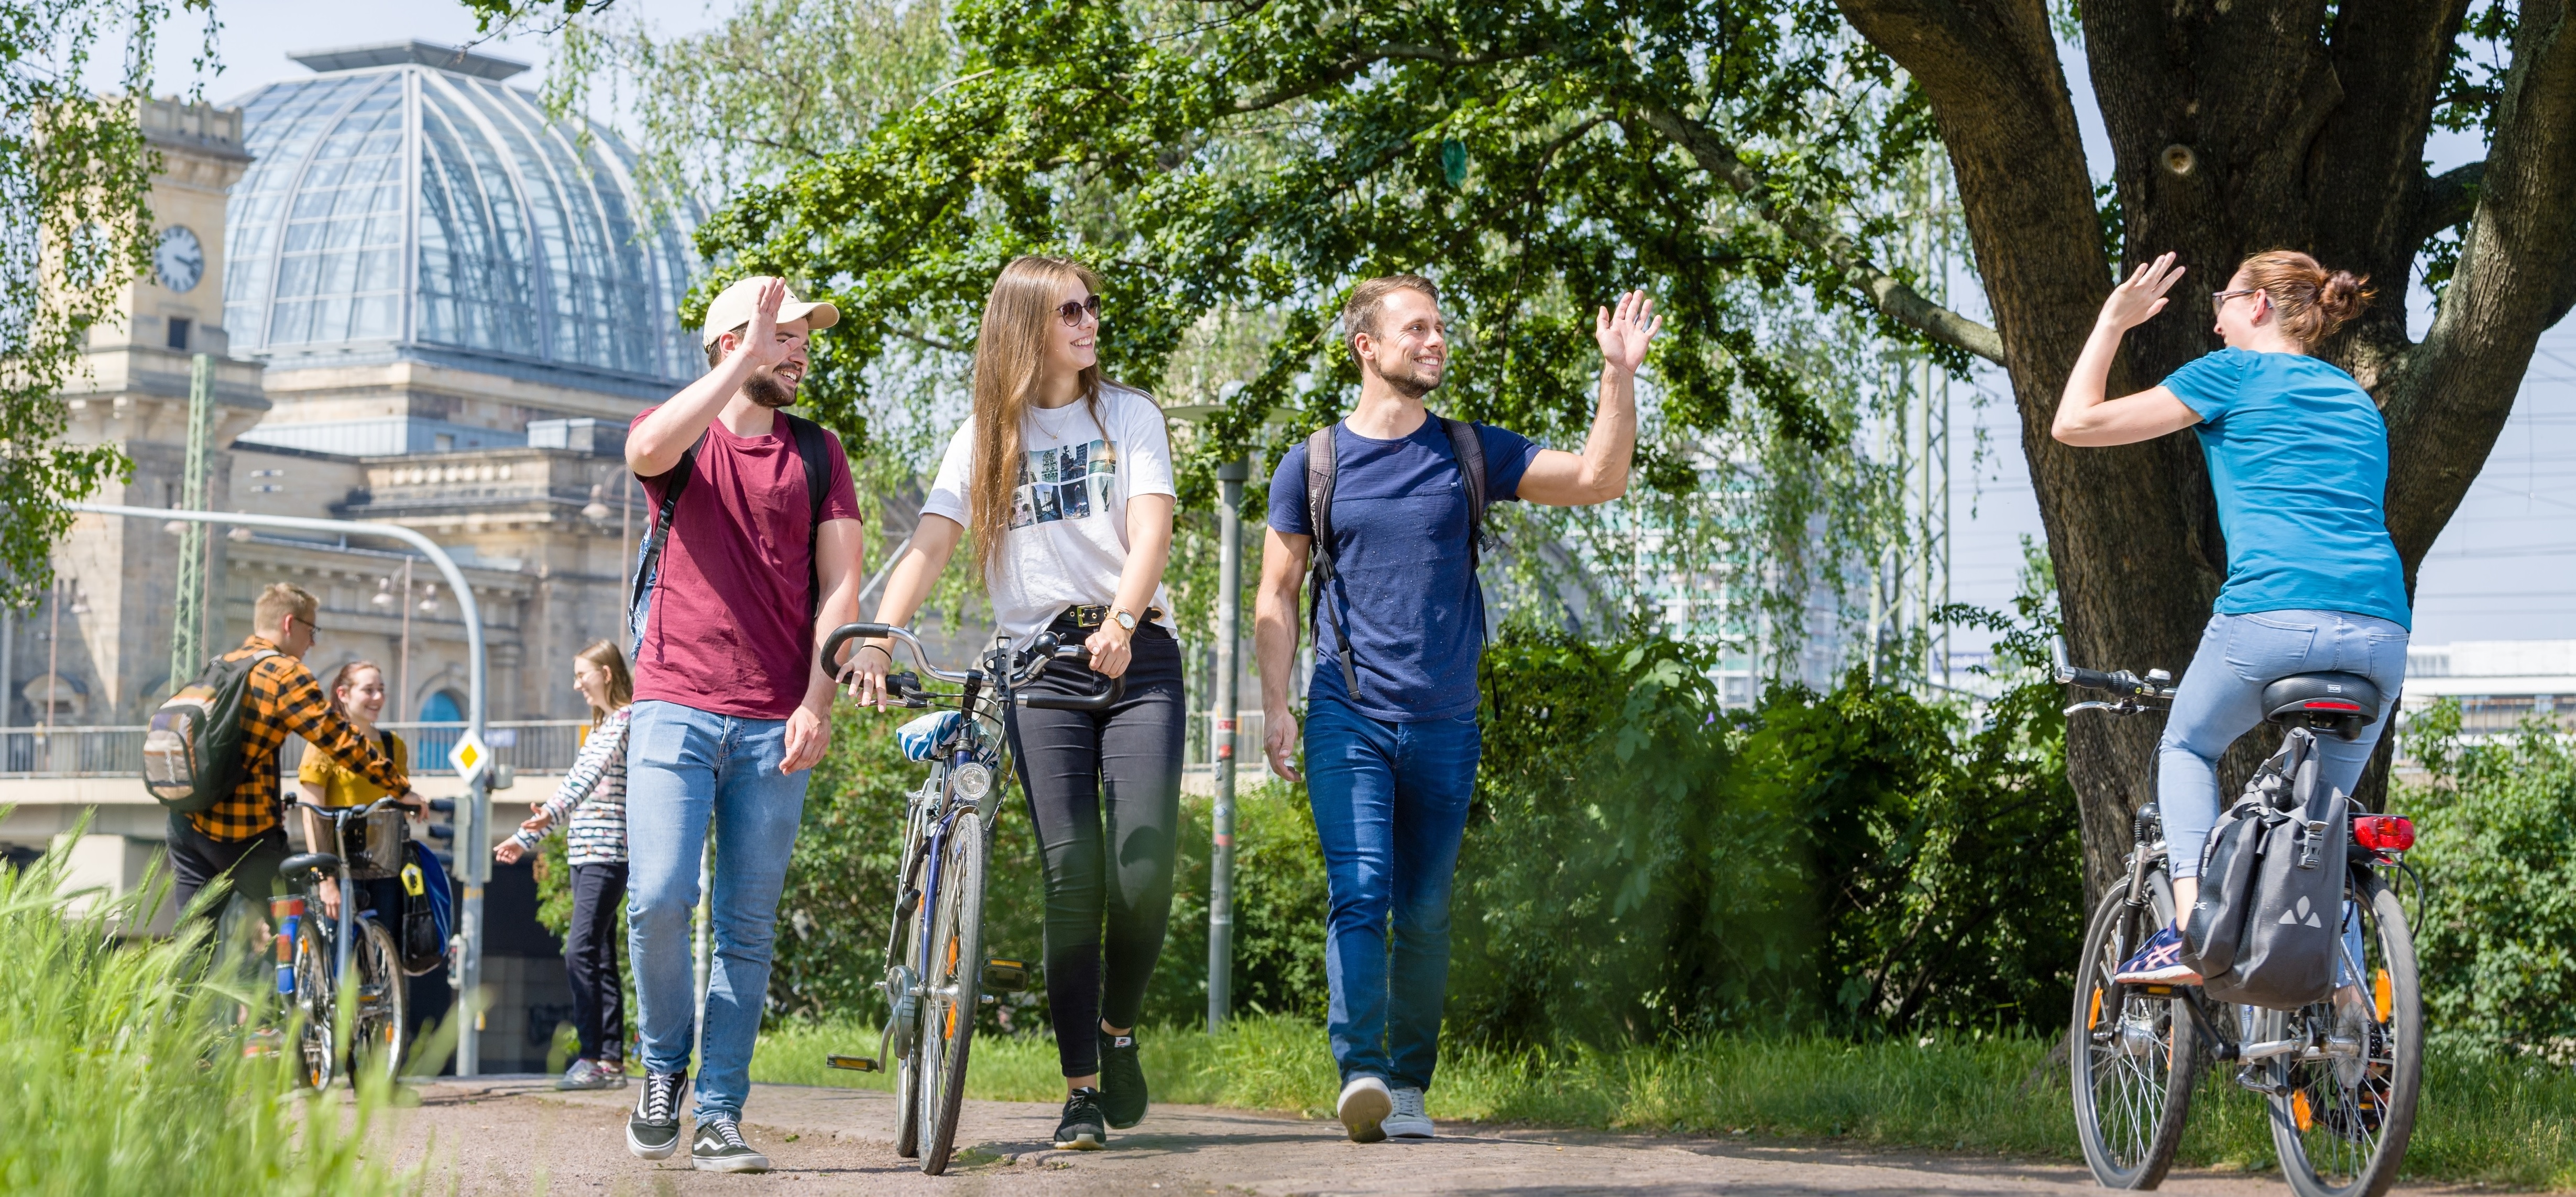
[[1112, 608, 1139, 632]]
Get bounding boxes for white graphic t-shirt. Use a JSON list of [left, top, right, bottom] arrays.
[[922, 384, 1178, 640]]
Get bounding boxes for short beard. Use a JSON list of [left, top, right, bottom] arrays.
[[1371, 357, 1442, 400], [743, 367, 797, 409]]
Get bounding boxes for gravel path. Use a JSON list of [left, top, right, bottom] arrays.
[[376, 1076, 2462, 1196]]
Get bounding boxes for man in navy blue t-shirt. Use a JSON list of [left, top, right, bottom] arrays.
[[1254, 274, 1659, 1143]]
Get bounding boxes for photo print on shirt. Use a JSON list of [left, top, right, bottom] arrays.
[[1011, 438, 1119, 528]]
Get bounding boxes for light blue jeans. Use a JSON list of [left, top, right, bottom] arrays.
[[2158, 609, 2407, 881], [624, 700, 812, 1119]]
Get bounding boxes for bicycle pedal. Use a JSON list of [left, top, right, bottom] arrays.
[[981, 958, 1030, 992], [826, 1055, 882, 1073]]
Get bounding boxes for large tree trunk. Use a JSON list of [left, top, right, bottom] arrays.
[[1840, 0, 2576, 897]]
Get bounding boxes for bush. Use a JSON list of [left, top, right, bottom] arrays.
[[2397, 701, 2576, 1056]]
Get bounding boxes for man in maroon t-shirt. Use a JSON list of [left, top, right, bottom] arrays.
[[619, 277, 863, 1173]]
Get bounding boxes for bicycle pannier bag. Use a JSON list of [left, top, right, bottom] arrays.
[[400, 839, 453, 976], [141, 649, 277, 813], [2182, 728, 2351, 1009]]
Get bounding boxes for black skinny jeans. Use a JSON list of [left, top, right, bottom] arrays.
[[565, 862, 629, 1063], [1010, 618, 1186, 1078]]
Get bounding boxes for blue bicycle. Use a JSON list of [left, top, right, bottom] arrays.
[[815, 622, 1118, 1174]]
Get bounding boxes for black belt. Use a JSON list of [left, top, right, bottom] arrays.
[[1058, 604, 1163, 630]]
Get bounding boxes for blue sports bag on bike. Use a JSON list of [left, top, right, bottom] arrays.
[[899, 711, 964, 762], [399, 839, 454, 977]]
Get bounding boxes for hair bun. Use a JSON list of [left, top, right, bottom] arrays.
[[2318, 270, 2372, 321]]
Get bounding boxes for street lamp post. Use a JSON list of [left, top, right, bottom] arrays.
[[1208, 458, 1246, 1032]]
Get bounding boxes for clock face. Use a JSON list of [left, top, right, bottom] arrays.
[[155, 225, 204, 293]]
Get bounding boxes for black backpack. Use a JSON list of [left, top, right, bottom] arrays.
[[1302, 416, 1489, 697], [142, 649, 278, 814], [628, 411, 838, 643]]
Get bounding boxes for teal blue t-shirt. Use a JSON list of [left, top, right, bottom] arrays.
[[2161, 347, 2410, 629]]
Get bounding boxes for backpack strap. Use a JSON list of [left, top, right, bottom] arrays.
[[780, 411, 837, 623], [1302, 425, 1362, 699], [1437, 415, 1489, 570], [627, 433, 706, 643]]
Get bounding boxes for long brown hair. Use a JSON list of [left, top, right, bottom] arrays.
[[326, 660, 384, 722], [575, 639, 634, 721], [2237, 249, 2373, 348], [967, 256, 1108, 581]]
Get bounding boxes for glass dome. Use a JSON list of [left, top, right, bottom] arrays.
[[221, 43, 698, 390]]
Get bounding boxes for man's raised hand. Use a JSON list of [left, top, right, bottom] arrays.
[[727, 276, 793, 369], [1595, 289, 1662, 375]]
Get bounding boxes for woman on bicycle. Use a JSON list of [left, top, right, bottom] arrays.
[[295, 661, 425, 923], [847, 255, 1180, 1152], [496, 639, 636, 1091], [2052, 248, 2404, 985]]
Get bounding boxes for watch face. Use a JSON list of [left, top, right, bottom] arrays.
[[155, 225, 204, 293]]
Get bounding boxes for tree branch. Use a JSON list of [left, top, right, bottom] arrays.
[[1231, 43, 1554, 114], [2414, 160, 2487, 244], [1628, 104, 2006, 365]]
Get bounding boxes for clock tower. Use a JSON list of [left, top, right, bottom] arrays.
[[39, 98, 269, 724]]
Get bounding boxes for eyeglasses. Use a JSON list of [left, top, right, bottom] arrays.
[[1055, 294, 1102, 327], [2211, 288, 2264, 310]]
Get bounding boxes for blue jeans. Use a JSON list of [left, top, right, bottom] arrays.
[[2158, 610, 2407, 881], [1304, 696, 1481, 1092], [624, 700, 812, 1118]]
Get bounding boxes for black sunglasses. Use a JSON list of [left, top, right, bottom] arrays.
[[1056, 294, 1103, 326]]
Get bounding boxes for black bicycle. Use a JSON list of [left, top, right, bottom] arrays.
[[813, 622, 1119, 1175], [2060, 661, 2422, 1197], [276, 795, 423, 1089]]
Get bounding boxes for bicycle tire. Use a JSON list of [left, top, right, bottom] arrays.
[[2263, 871, 2422, 1197], [2070, 872, 2199, 1189], [351, 917, 408, 1084], [295, 918, 335, 1091], [917, 811, 987, 1176]]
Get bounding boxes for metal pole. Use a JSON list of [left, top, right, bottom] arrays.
[[70, 501, 492, 1074], [398, 558, 413, 722], [1208, 458, 1245, 1033], [170, 353, 215, 687]]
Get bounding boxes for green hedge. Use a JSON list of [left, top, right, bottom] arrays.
[[764, 629, 2083, 1045]]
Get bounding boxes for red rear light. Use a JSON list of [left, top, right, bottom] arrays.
[[2301, 700, 2363, 711], [269, 896, 305, 919], [2352, 815, 2415, 853]]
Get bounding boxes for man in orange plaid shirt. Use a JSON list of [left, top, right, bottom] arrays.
[[168, 582, 412, 922]]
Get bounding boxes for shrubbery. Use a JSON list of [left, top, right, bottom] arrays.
[[2398, 700, 2576, 1057]]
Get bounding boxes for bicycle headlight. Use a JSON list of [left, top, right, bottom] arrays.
[[950, 762, 993, 801]]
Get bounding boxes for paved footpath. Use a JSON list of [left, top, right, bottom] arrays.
[[378, 1077, 2475, 1196]]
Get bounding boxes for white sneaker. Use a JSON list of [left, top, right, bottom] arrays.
[[1384, 1086, 1434, 1139], [1336, 1075, 1392, 1143]]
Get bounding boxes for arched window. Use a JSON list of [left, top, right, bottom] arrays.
[[420, 689, 465, 723]]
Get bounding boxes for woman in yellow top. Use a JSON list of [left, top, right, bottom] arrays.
[[296, 660, 424, 919]]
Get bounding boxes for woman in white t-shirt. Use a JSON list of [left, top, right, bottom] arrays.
[[848, 255, 1180, 1151]]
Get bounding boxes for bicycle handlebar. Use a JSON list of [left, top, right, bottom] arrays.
[[292, 795, 416, 823], [821, 622, 1122, 709], [1020, 644, 1125, 711]]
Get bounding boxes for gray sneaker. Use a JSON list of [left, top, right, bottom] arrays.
[[1384, 1086, 1434, 1139], [558, 1058, 624, 1090], [692, 1113, 772, 1173], [626, 1070, 685, 1160]]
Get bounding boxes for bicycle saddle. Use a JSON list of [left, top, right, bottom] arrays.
[[279, 852, 341, 881], [2260, 672, 2382, 740]]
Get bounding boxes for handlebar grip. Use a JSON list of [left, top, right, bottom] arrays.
[[1021, 673, 1125, 711], [426, 798, 455, 815], [820, 622, 898, 675], [2060, 665, 2119, 692]]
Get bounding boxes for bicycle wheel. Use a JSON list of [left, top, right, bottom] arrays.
[[350, 917, 408, 1084], [2070, 871, 2199, 1189], [2263, 872, 2421, 1197], [916, 811, 986, 1176], [891, 846, 927, 1160], [294, 918, 335, 1091]]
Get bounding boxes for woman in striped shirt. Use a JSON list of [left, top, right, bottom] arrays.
[[497, 639, 634, 1090]]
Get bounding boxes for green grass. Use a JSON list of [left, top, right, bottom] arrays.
[[755, 1014, 2576, 1190], [0, 819, 409, 1195]]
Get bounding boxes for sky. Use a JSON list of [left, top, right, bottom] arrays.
[[102, 2, 2576, 653]]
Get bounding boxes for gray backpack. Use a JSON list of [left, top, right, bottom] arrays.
[[2181, 728, 2352, 1009]]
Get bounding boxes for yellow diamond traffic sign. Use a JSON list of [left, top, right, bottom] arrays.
[[449, 732, 492, 782]]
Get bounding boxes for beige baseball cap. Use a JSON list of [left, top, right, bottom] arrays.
[[700, 276, 842, 347]]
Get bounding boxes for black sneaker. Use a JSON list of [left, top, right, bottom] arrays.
[[1097, 1028, 1148, 1129], [626, 1070, 685, 1160], [1054, 1086, 1109, 1150], [692, 1113, 772, 1173]]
